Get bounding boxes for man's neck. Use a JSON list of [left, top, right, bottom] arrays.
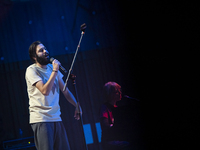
[[35, 62, 47, 69]]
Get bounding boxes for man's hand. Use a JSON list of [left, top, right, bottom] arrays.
[[74, 102, 82, 120], [52, 59, 60, 71]]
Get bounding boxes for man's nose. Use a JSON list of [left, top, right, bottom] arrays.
[[44, 49, 49, 54]]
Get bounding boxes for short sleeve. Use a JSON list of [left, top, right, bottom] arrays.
[[25, 67, 42, 86]]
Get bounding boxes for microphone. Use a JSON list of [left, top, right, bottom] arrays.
[[49, 57, 67, 74], [80, 23, 87, 32], [124, 95, 140, 101]]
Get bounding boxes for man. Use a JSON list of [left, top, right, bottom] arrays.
[[25, 41, 81, 150]]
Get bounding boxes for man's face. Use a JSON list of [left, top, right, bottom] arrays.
[[35, 44, 49, 65]]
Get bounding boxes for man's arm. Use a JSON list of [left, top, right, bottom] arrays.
[[59, 79, 82, 120], [59, 79, 77, 106], [35, 71, 57, 96], [35, 60, 60, 96]]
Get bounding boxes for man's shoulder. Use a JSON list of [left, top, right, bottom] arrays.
[[26, 63, 36, 70], [25, 64, 37, 77]]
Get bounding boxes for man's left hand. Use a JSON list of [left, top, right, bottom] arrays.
[[74, 102, 82, 120]]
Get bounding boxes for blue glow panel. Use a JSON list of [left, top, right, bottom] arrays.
[[83, 124, 93, 144], [95, 122, 102, 143]]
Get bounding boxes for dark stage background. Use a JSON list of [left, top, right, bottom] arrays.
[[0, 0, 199, 150]]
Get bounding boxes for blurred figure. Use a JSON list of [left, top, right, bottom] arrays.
[[100, 82, 132, 150]]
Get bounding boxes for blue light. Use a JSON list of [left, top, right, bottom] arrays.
[[61, 16, 65, 20], [95, 122, 102, 143], [96, 42, 100, 46], [28, 20, 32, 24], [1, 57, 4, 61], [83, 124, 93, 144]]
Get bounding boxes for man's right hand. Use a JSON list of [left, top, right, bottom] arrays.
[[52, 59, 60, 71]]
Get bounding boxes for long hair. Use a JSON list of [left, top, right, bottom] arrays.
[[28, 41, 42, 63], [103, 81, 121, 103]]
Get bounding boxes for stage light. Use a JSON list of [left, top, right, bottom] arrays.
[[96, 42, 100, 46], [83, 124, 93, 144]]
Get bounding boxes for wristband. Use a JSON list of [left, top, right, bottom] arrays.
[[53, 70, 58, 73]]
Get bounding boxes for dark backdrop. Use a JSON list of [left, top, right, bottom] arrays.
[[0, 0, 199, 150]]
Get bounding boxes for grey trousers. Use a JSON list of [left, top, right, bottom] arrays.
[[31, 122, 70, 150]]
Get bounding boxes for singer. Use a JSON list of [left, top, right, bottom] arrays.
[[25, 41, 82, 150]]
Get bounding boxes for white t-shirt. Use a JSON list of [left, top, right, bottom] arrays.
[[25, 64, 63, 124]]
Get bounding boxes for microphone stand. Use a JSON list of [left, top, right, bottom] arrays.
[[63, 24, 88, 150], [63, 30, 85, 91]]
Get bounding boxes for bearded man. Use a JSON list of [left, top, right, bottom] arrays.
[[25, 41, 81, 150]]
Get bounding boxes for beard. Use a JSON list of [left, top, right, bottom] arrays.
[[36, 54, 49, 65]]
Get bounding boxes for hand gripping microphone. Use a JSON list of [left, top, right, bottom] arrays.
[[49, 57, 67, 74]]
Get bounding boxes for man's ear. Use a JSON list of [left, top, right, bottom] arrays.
[[33, 56, 36, 62]]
